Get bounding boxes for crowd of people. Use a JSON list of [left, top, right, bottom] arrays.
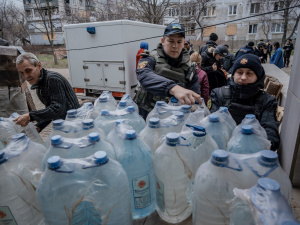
[[135, 23, 287, 150]]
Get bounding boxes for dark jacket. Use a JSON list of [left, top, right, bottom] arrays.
[[223, 53, 235, 73], [267, 43, 273, 53], [283, 43, 294, 57], [253, 47, 266, 63], [235, 45, 255, 59], [210, 77, 280, 150], [199, 40, 218, 54], [29, 68, 80, 131], [201, 50, 227, 93], [136, 44, 200, 97]]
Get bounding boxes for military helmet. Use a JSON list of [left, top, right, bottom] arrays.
[[214, 45, 229, 57]]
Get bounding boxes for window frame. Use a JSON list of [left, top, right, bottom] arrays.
[[248, 24, 258, 34], [274, 1, 284, 10], [204, 6, 216, 17], [250, 3, 260, 14], [228, 5, 237, 15], [271, 23, 284, 33]]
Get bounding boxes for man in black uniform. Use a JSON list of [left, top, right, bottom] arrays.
[[283, 39, 294, 67], [134, 23, 201, 119], [209, 54, 280, 150]]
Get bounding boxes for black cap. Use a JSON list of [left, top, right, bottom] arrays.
[[232, 54, 265, 88], [209, 33, 218, 41], [164, 23, 185, 38], [248, 41, 255, 47]]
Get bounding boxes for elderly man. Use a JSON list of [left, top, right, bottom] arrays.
[[13, 53, 80, 132], [134, 23, 201, 119]]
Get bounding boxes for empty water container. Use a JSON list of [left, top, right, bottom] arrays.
[[94, 93, 117, 112], [160, 111, 185, 133], [0, 133, 46, 225], [154, 133, 194, 223], [119, 94, 139, 113], [115, 130, 155, 219], [227, 125, 271, 154], [215, 107, 236, 136], [37, 152, 132, 225]]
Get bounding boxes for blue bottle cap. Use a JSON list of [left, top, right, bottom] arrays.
[[241, 125, 253, 134], [245, 114, 256, 119], [84, 102, 93, 107], [94, 151, 109, 165], [259, 150, 278, 164], [101, 110, 109, 116], [53, 119, 64, 127], [12, 133, 26, 141], [51, 135, 63, 145], [280, 221, 300, 225], [257, 178, 280, 191], [82, 119, 94, 127], [193, 131, 206, 137], [47, 156, 62, 170], [99, 96, 108, 102], [67, 109, 77, 118], [0, 151, 5, 160], [166, 132, 180, 146], [209, 114, 219, 122], [126, 106, 135, 112], [181, 105, 191, 112], [149, 117, 160, 128], [126, 130, 136, 139], [211, 150, 229, 166], [219, 107, 228, 112], [89, 132, 100, 142], [170, 97, 179, 103], [115, 119, 125, 125], [173, 111, 184, 119], [156, 101, 165, 106], [119, 101, 126, 107]]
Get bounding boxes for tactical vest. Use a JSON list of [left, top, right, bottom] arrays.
[[221, 86, 267, 124], [134, 47, 191, 113]]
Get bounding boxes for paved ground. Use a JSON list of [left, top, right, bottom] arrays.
[[31, 63, 299, 223]]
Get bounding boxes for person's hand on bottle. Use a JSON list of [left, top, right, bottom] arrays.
[[13, 113, 30, 127], [169, 85, 202, 105]]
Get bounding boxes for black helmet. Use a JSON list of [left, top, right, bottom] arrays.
[[214, 45, 228, 57]]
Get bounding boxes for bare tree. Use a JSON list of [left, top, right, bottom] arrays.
[[27, 0, 60, 64], [259, 0, 272, 42], [0, 0, 30, 45], [281, 0, 300, 46], [125, 0, 171, 24]]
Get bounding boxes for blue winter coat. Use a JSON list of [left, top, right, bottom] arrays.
[[270, 47, 284, 69]]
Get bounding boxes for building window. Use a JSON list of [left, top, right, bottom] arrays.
[[169, 9, 171, 16], [250, 3, 260, 14], [249, 24, 258, 33], [228, 5, 237, 15], [271, 23, 284, 33], [204, 6, 216, 17], [73, 0, 77, 5], [274, 1, 284, 10]]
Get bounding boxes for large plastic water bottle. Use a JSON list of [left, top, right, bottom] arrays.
[[75, 118, 106, 140], [160, 111, 185, 133], [94, 95, 117, 112], [239, 150, 292, 202], [65, 109, 83, 121], [232, 178, 298, 225], [115, 130, 155, 219], [121, 106, 146, 133], [42, 133, 115, 170], [199, 114, 230, 149], [0, 117, 18, 146], [102, 90, 118, 106], [233, 114, 268, 139], [139, 117, 166, 154], [227, 125, 271, 154], [215, 107, 236, 136], [37, 152, 132, 225], [118, 94, 139, 113], [0, 133, 46, 225], [181, 125, 219, 174], [193, 150, 242, 225], [106, 119, 132, 147], [154, 133, 194, 223]]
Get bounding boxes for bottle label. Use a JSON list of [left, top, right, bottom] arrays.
[[132, 174, 151, 209], [155, 175, 165, 212], [0, 206, 18, 225]]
